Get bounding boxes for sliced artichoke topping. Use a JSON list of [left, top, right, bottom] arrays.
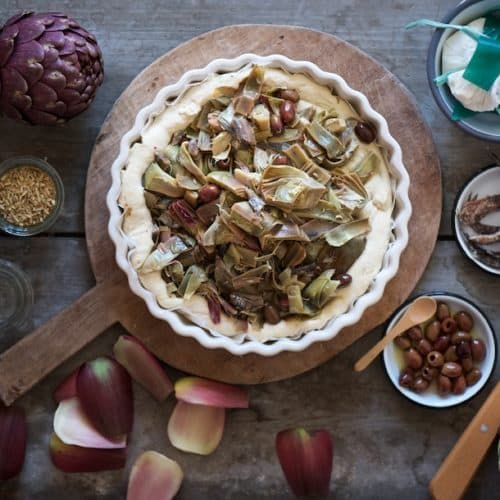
[[144, 162, 185, 198], [324, 219, 370, 247], [178, 265, 209, 300], [303, 270, 340, 308], [140, 65, 382, 325]]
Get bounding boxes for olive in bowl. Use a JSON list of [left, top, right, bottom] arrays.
[[383, 293, 496, 408]]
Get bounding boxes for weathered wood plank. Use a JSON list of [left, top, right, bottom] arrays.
[[1, 0, 500, 497], [0, 237, 498, 498], [1, 0, 499, 234]]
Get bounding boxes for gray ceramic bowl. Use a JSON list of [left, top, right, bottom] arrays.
[[427, 0, 500, 142]]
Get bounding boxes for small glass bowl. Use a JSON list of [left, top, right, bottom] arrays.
[[0, 259, 33, 331], [0, 156, 64, 236]]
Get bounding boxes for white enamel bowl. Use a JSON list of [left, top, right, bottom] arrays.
[[383, 293, 496, 408], [453, 165, 500, 275]]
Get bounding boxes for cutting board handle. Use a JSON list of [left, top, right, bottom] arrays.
[[0, 278, 126, 406], [429, 382, 500, 500]]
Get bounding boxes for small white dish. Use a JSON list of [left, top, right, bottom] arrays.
[[383, 293, 496, 408], [107, 53, 412, 356], [453, 165, 500, 275]]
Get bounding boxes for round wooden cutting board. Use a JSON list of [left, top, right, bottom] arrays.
[[0, 25, 441, 406]]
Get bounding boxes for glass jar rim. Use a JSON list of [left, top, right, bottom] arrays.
[[0, 258, 34, 330]]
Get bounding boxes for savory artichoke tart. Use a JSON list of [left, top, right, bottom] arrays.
[[119, 64, 394, 342]]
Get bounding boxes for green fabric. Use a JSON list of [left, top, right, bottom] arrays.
[[483, 12, 500, 39], [405, 19, 483, 41], [462, 13, 500, 90], [434, 67, 464, 86], [451, 101, 476, 121], [463, 36, 500, 90]]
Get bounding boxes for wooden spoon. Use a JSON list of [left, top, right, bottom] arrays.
[[354, 296, 437, 372]]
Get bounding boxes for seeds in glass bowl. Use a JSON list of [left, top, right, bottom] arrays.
[[0, 166, 56, 227]]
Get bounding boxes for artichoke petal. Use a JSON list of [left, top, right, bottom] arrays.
[[178, 265, 209, 300], [300, 220, 337, 241], [260, 221, 310, 252], [144, 163, 185, 198], [306, 121, 344, 159], [253, 147, 269, 172], [217, 103, 235, 132], [234, 169, 261, 190], [232, 116, 256, 146], [303, 270, 340, 308], [197, 130, 212, 151], [179, 142, 207, 184], [282, 241, 307, 268], [211, 131, 232, 157], [176, 166, 203, 191], [268, 128, 302, 143], [324, 219, 370, 247], [241, 65, 264, 99], [231, 264, 271, 289], [260, 165, 326, 210], [251, 104, 271, 136], [206, 171, 248, 198], [233, 94, 255, 116], [141, 236, 193, 273], [230, 201, 264, 236], [287, 285, 304, 314], [226, 244, 258, 269], [350, 150, 379, 179]]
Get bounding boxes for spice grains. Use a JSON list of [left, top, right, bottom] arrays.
[[0, 166, 56, 227]]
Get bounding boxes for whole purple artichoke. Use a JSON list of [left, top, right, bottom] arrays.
[[0, 11, 104, 125]]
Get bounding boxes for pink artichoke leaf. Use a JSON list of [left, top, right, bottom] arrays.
[[0, 405, 27, 480], [54, 398, 127, 449], [113, 335, 173, 402], [53, 367, 78, 402], [167, 401, 225, 455], [276, 427, 333, 498], [50, 434, 127, 473], [175, 376, 249, 409], [127, 451, 183, 500], [76, 356, 133, 438], [15, 16, 46, 43]]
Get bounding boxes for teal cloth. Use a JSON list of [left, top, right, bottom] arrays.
[[451, 101, 477, 121], [462, 13, 500, 90], [483, 12, 500, 39], [452, 13, 500, 118]]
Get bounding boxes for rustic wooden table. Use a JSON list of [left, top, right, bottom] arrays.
[[1, 1, 499, 498]]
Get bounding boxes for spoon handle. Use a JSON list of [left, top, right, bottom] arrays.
[[429, 382, 500, 500], [353, 313, 410, 372]]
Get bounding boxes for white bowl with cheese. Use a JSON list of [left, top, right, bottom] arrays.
[[427, 0, 500, 142]]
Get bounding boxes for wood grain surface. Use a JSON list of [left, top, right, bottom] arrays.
[[1, 1, 499, 499]]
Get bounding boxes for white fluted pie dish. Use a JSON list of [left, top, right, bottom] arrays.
[[107, 53, 411, 356]]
